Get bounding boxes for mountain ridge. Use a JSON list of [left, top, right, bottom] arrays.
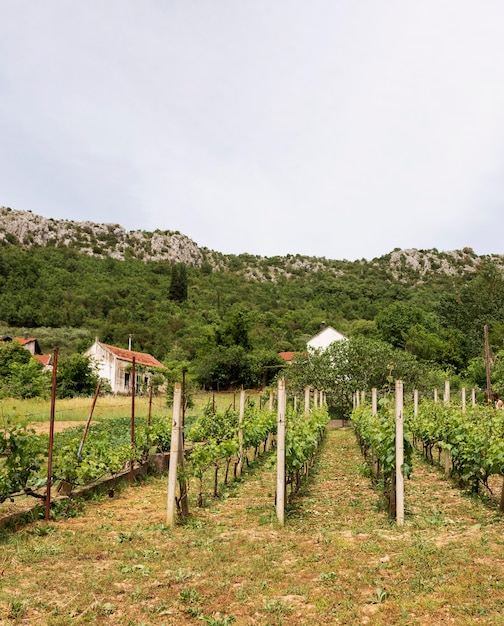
[[1, 206, 503, 282]]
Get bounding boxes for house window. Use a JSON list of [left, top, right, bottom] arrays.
[[125, 372, 130, 390]]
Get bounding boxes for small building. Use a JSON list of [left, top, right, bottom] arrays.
[[15, 336, 44, 356], [307, 325, 348, 352], [278, 351, 297, 363], [84, 339, 166, 394], [1, 334, 52, 370]]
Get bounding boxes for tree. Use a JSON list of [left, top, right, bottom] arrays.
[[168, 263, 188, 303], [287, 336, 431, 419], [56, 354, 101, 398], [0, 342, 49, 399]]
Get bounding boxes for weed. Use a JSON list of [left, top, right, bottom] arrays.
[[263, 598, 293, 615], [120, 564, 151, 575], [27, 524, 57, 537], [179, 588, 202, 603], [7, 599, 25, 620], [318, 571, 337, 582]]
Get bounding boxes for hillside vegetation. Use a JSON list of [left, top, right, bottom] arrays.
[[1, 207, 504, 391]]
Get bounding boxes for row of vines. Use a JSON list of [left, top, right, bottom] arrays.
[[352, 390, 504, 516], [2, 388, 330, 524], [0, 416, 173, 505]]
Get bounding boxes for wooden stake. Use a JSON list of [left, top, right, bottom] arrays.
[[45, 347, 58, 522], [276, 379, 286, 526], [237, 388, 245, 477], [371, 388, 377, 416], [167, 383, 182, 526], [443, 380, 450, 406], [485, 324, 492, 405], [395, 380, 404, 526], [304, 386, 310, 416]]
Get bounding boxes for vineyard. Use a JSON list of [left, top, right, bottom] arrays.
[[352, 384, 504, 519], [4, 383, 504, 623], [0, 386, 329, 526]]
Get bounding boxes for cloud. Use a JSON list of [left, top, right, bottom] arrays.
[[1, 0, 504, 259]]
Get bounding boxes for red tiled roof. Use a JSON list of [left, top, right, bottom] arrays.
[[279, 351, 296, 362], [100, 343, 166, 369], [15, 337, 36, 346], [35, 354, 52, 366]]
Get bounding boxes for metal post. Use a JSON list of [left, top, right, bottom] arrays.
[[130, 356, 136, 487]]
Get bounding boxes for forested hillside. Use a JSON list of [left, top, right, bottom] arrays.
[[1, 207, 504, 390]]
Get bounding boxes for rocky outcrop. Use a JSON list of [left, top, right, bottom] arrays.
[[0, 207, 203, 266], [1, 206, 503, 281]]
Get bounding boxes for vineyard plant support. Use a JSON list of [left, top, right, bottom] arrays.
[[352, 383, 413, 522], [407, 398, 504, 510]]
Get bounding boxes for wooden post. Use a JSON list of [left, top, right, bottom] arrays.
[[371, 388, 377, 416], [443, 380, 450, 406], [485, 324, 492, 405], [293, 394, 297, 412], [360, 390, 366, 405], [167, 383, 182, 526], [461, 387, 466, 414], [304, 386, 310, 416], [413, 389, 419, 418], [434, 388, 438, 404], [45, 347, 58, 522], [148, 382, 153, 430], [472, 388, 476, 407], [395, 379, 404, 526], [237, 388, 245, 477], [314, 389, 318, 409], [443, 449, 451, 474], [269, 389, 274, 412], [276, 378, 286, 526]]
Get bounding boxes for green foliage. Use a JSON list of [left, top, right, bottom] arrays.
[[0, 342, 50, 399], [288, 336, 437, 419], [407, 401, 504, 493], [56, 353, 101, 398], [285, 407, 329, 491], [352, 398, 413, 515], [169, 262, 188, 303], [0, 414, 171, 502], [195, 346, 282, 390], [1, 241, 504, 391], [0, 341, 31, 376], [0, 424, 47, 502]]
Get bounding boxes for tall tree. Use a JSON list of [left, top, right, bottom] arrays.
[[168, 263, 188, 303]]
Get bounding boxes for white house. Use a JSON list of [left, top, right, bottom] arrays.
[[307, 325, 348, 352], [85, 339, 166, 394]]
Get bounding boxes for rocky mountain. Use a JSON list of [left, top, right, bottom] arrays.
[[0, 206, 202, 266], [1, 206, 503, 283]]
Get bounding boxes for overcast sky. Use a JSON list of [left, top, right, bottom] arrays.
[[1, 1, 504, 261]]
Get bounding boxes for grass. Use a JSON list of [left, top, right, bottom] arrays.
[[0, 390, 264, 428], [1, 427, 504, 624]]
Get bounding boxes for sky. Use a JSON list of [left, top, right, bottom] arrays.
[[1, 1, 504, 261]]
